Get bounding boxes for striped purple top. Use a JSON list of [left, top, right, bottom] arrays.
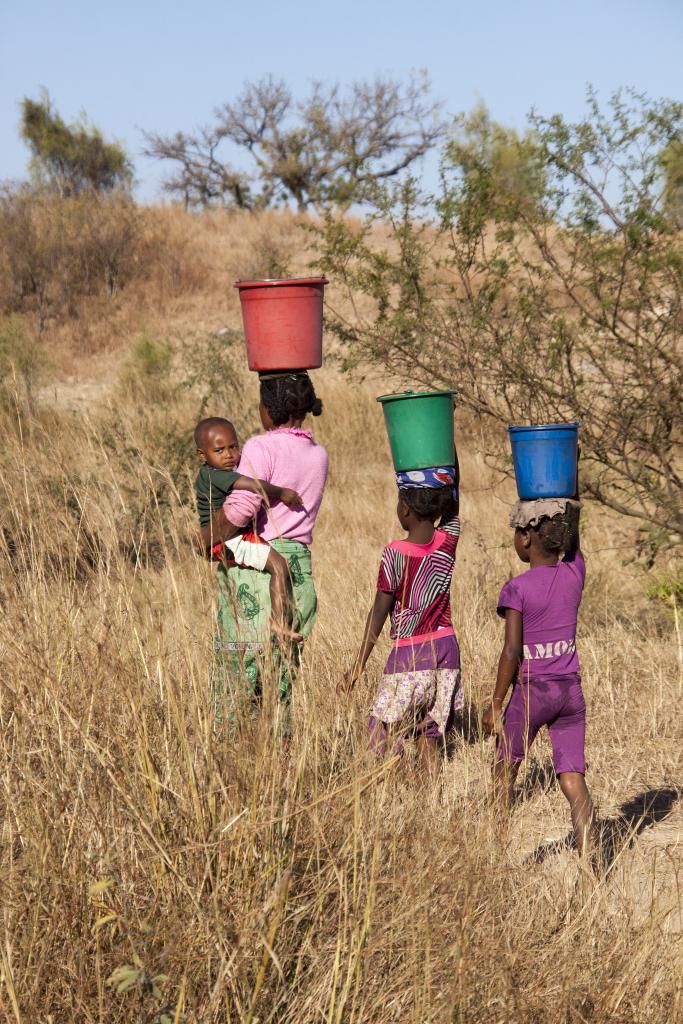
[[377, 512, 460, 642]]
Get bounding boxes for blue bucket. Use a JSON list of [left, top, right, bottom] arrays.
[[508, 422, 579, 500]]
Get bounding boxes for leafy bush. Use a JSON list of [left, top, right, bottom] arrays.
[[0, 315, 42, 411], [647, 574, 683, 611], [179, 327, 251, 422], [20, 92, 132, 196], [118, 334, 174, 403], [99, 407, 193, 569], [315, 89, 683, 555]]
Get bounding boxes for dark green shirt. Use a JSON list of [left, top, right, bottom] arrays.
[[194, 465, 241, 528]]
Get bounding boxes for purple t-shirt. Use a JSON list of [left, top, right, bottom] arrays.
[[497, 550, 585, 680]]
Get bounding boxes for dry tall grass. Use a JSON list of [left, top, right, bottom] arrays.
[[0, 209, 681, 1023]]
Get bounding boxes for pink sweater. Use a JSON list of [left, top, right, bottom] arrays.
[[223, 427, 329, 545]]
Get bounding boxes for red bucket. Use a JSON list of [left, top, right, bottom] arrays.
[[235, 276, 328, 372]]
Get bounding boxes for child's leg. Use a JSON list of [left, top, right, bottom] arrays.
[[368, 716, 389, 756], [557, 772, 595, 859], [492, 757, 520, 809], [223, 534, 301, 642], [263, 548, 303, 642], [548, 678, 594, 860], [493, 680, 537, 808], [416, 733, 439, 779], [415, 714, 446, 780]]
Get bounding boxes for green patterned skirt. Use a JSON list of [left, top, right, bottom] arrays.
[[213, 538, 317, 722]]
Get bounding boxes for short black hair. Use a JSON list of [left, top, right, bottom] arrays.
[[533, 510, 577, 554], [259, 372, 323, 427], [194, 416, 235, 450], [399, 486, 454, 522]]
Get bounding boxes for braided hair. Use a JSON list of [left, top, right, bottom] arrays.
[[259, 372, 323, 427]]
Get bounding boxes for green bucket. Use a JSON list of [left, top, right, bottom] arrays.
[[377, 389, 457, 472]]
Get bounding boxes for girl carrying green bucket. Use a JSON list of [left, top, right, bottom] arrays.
[[340, 461, 463, 769]]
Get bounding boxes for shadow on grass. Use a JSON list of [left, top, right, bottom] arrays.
[[446, 701, 481, 752], [527, 785, 680, 867], [517, 758, 557, 801]]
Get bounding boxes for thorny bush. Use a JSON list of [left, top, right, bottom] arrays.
[[315, 89, 683, 557]]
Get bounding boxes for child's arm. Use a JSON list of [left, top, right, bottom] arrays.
[[438, 450, 460, 527], [483, 608, 522, 735], [232, 475, 303, 508], [564, 505, 581, 559], [439, 491, 460, 529], [563, 450, 581, 560], [338, 591, 394, 695]]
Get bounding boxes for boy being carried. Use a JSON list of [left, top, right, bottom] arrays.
[[194, 416, 302, 641]]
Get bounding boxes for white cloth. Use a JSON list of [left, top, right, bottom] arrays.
[[224, 533, 270, 571]]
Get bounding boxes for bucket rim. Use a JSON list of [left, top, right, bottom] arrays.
[[376, 388, 457, 404], [234, 276, 329, 290], [508, 421, 580, 434]]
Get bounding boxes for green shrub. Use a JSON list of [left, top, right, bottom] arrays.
[[315, 89, 683, 556], [99, 406, 194, 569], [0, 315, 42, 411], [647, 574, 683, 611], [20, 92, 133, 197], [118, 334, 174, 402], [179, 327, 250, 420]]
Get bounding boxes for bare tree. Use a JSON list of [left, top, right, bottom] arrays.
[[144, 74, 444, 210], [142, 127, 252, 209]]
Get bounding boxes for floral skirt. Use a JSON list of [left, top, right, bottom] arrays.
[[370, 631, 463, 737]]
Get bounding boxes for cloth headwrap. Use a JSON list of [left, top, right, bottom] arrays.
[[396, 466, 457, 496], [509, 498, 582, 530]]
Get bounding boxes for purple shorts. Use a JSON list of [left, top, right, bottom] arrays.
[[383, 631, 460, 674], [496, 673, 586, 775]]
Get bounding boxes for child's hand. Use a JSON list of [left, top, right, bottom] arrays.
[[337, 668, 359, 697], [482, 704, 503, 737], [210, 540, 225, 562], [280, 488, 304, 508]]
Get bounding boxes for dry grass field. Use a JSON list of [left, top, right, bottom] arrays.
[[0, 208, 681, 1022]]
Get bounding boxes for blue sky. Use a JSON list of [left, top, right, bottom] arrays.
[[1, 0, 681, 201]]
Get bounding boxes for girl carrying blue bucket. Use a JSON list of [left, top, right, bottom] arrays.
[[483, 448, 596, 862]]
